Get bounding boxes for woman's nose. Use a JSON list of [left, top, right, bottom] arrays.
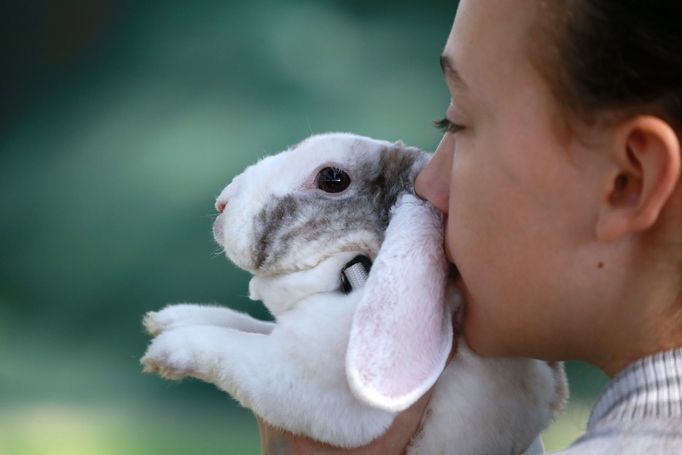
[[415, 139, 453, 214]]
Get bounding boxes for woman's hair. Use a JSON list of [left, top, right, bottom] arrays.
[[531, 1, 682, 132], [532, 1, 682, 283]]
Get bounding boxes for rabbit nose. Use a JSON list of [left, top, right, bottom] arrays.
[[216, 199, 228, 213]]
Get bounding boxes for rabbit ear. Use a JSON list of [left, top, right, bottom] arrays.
[[346, 194, 453, 412]]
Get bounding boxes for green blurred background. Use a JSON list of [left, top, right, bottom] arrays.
[[0, 1, 608, 453]]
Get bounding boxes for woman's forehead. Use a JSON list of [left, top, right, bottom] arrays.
[[444, 0, 542, 102]]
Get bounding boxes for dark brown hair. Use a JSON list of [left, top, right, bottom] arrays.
[[532, 1, 682, 132]]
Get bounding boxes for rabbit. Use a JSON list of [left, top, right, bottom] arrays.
[[140, 132, 567, 454]]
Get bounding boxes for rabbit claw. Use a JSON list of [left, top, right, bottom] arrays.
[[142, 311, 163, 336]]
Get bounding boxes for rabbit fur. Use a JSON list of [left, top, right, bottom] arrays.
[[141, 133, 567, 454]]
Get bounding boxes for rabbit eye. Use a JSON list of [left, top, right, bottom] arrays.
[[316, 167, 351, 193]]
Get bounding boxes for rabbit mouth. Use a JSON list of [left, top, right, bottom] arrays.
[[212, 215, 224, 245]]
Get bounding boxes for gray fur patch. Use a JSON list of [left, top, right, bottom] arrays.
[[252, 142, 429, 273]]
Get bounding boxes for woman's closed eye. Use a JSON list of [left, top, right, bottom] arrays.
[[434, 117, 465, 135]]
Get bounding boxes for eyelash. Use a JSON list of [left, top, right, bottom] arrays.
[[434, 117, 464, 135]]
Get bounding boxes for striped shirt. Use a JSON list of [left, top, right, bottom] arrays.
[[554, 347, 682, 454]]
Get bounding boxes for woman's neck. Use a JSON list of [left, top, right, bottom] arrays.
[[590, 270, 682, 378]]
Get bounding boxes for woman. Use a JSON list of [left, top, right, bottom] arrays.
[[259, 1, 682, 452]]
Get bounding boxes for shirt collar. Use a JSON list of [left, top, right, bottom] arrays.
[[588, 346, 682, 428]]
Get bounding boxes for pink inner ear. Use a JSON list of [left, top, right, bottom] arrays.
[[346, 195, 453, 412]]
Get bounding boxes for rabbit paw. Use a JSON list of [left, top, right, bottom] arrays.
[[140, 331, 197, 380], [142, 305, 193, 336], [142, 311, 163, 336]]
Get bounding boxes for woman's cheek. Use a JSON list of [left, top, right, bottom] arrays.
[[446, 146, 478, 269], [447, 151, 503, 354]]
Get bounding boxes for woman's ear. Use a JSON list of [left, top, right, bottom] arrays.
[[596, 116, 681, 242]]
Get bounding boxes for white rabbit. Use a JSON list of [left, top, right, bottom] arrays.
[[141, 133, 567, 454]]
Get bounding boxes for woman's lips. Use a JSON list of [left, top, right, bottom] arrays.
[[447, 264, 467, 333], [448, 263, 468, 296], [442, 217, 466, 295], [448, 263, 460, 281], [443, 221, 454, 262]]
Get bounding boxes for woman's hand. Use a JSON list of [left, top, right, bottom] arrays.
[[257, 319, 458, 454], [257, 388, 434, 455]]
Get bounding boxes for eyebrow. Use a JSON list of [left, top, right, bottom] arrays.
[[439, 55, 468, 89]]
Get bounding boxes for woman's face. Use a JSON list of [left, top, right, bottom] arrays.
[[416, 0, 613, 359]]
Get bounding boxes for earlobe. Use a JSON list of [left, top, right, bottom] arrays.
[[596, 116, 681, 242]]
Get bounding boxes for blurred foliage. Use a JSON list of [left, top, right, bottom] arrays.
[[0, 0, 607, 453]]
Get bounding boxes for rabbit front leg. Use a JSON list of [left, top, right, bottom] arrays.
[[141, 323, 394, 447], [141, 325, 283, 410], [143, 303, 275, 336], [142, 324, 262, 380]]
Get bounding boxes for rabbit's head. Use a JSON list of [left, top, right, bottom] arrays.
[[214, 133, 453, 413], [212, 133, 428, 277]]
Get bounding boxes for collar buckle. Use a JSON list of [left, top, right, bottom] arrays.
[[340, 255, 372, 294]]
